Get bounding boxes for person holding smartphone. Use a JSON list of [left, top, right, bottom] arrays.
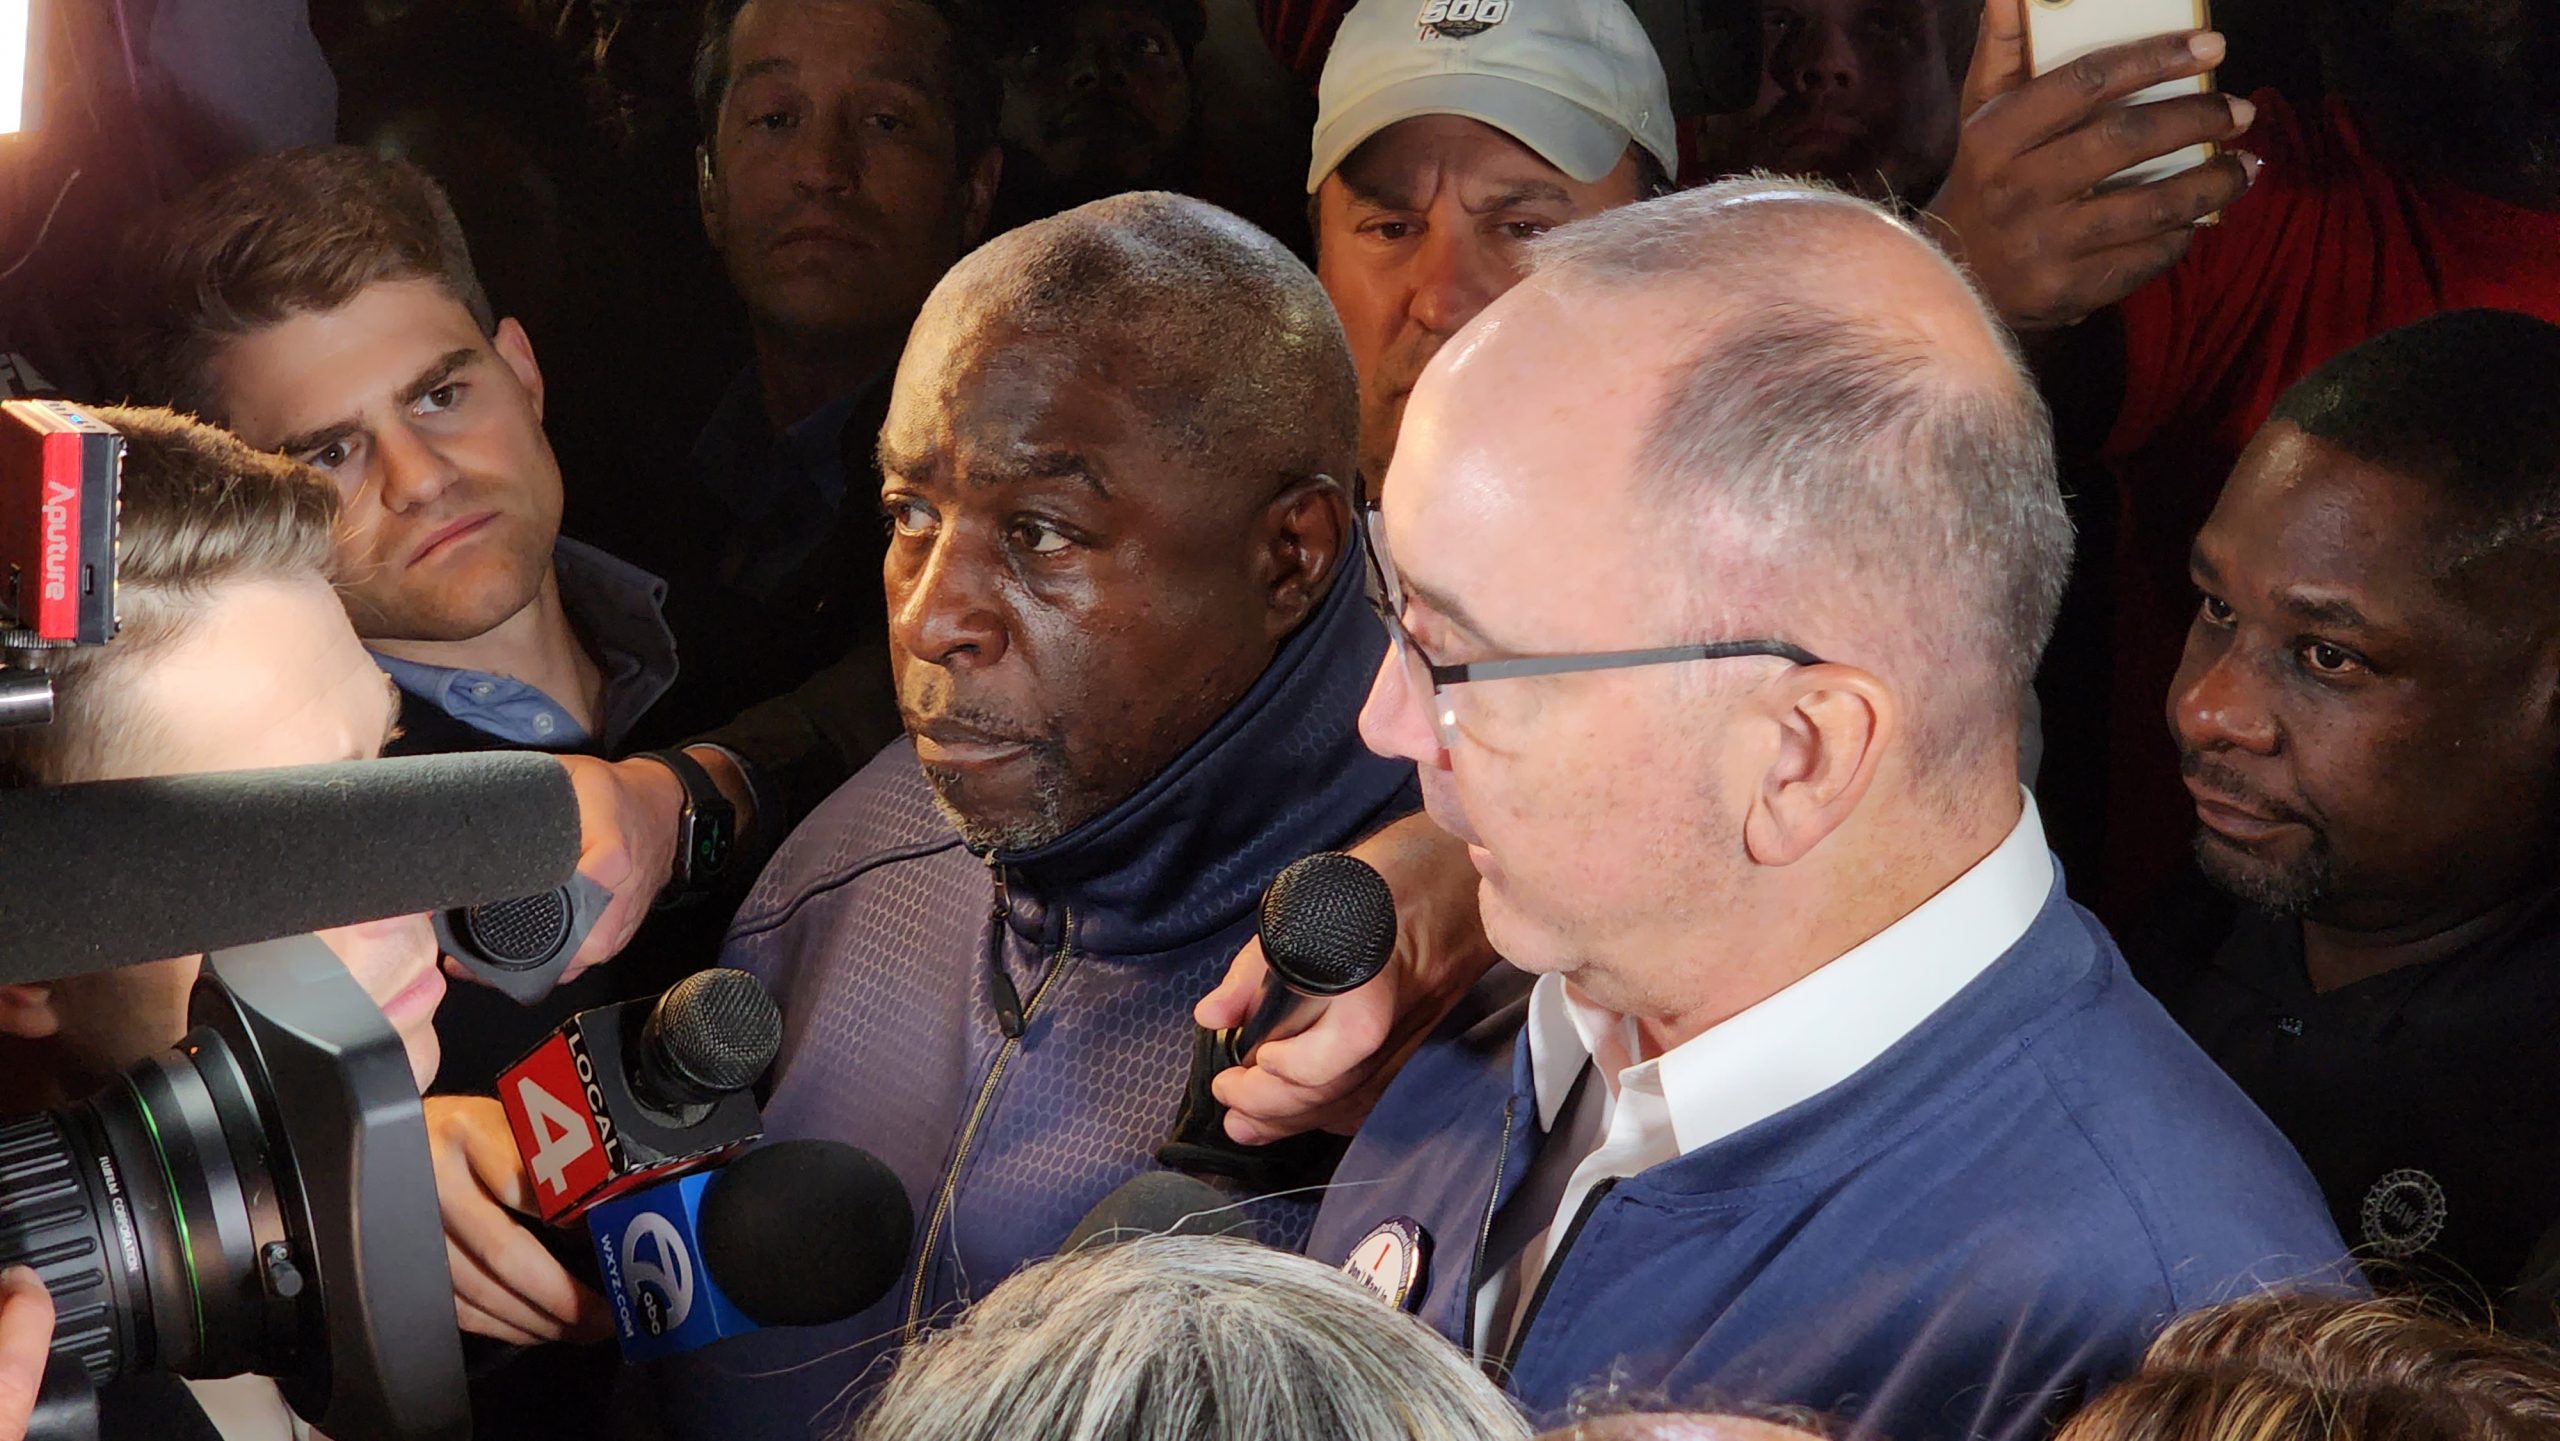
[[1925, 0, 2560, 917]]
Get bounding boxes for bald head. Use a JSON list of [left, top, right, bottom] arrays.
[[879, 193, 1359, 855], [1407, 177, 2066, 767], [914, 191, 1359, 500], [1361, 178, 2066, 1009]]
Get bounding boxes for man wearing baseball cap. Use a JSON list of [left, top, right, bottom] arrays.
[[1311, 0, 1677, 490]]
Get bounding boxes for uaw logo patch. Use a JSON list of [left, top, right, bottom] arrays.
[[1417, 0, 1511, 40], [2360, 1168, 2449, 1259]]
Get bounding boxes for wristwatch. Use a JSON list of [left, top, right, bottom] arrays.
[[635, 747, 737, 907]]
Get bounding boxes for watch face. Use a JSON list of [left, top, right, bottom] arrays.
[[695, 824, 732, 876]]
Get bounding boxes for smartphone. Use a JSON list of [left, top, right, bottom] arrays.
[[2024, 0, 2218, 189]]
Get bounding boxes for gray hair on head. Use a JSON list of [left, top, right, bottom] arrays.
[[922, 191, 1360, 498], [848, 1234, 1532, 1441], [1525, 176, 2071, 773]]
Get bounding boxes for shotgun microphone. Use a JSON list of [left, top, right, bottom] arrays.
[[0, 754, 579, 982]]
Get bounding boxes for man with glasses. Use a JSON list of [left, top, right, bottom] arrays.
[[1189, 0, 1681, 1157], [1308, 178, 2349, 1438]]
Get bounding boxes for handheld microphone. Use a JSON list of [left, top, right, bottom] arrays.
[[497, 969, 780, 1225], [586, 1139, 912, 1362], [435, 873, 614, 1005], [1230, 851, 1399, 1062], [0, 753, 579, 983], [1155, 851, 1399, 1188], [1062, 1170, 1260, 1253]]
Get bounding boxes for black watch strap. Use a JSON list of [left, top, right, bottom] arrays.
[[637, 747, 737, 905]]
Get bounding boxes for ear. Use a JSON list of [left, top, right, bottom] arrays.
[[1741, 665, 1896, 868], [1254, 476, 1350, 640], [491, 318, 547, 423], [0, 984, 62, 1040], [697, 143, 727, 252], [958, 145, 1003, 252]]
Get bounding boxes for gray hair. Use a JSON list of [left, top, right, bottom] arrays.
[[1525, 177, 2070, 770], [920, 191, 1361, 498], [848, 1235, 1533, 1441]]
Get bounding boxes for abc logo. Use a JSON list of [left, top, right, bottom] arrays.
[[621, 1213, 698, 1335]]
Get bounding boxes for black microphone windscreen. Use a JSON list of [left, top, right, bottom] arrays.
[[1259, 852, 1398, 996], [0, 753, 580, 983], [1062, 1170, 1260, 1254], [640, 968, 782, 1102], [699, 1140, 912, 1328]]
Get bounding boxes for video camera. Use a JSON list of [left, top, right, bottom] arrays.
[[0, 397, 529, 1437], [0, 939, 466, 1440]]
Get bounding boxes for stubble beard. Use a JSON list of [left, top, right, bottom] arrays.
[[2194, 827, 2339, 918], [920, 741, 1088, 856]]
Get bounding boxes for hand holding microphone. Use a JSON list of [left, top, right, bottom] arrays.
[[427, 1096, 612, 1347], [436, 969, 784, 1346], [1195, 814, 1497, 1145], [1225, 850, 1398, 1066], [1159, 850, 1399, 1186]]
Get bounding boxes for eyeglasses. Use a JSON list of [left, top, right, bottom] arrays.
[[1360, 497, 1826, 748]]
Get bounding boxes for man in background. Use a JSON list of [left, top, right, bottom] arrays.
[[1308, 0, 1675, 491], [1927, 0, 2560, 910], [112, 148, 723, 1089], [2134, 309, 2560, 1321], [1710, 0, 1972, 201], [985, 0, 1205, 230], [672, 0, 1000, 734]]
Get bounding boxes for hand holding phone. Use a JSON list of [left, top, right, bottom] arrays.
[[2025, 0, 2221, 187], [1923, 0, 2259, 331]]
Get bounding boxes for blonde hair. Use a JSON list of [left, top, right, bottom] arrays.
[[0, 405, 340, 786], [851, 1234, 1532, 1441], [2058, 1294, 2560, 1441]]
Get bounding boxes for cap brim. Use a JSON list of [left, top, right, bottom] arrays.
[[1308, 72, 1634, 192]]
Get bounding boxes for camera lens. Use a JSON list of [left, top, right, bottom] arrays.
[[0, 1028, 303, 1387]]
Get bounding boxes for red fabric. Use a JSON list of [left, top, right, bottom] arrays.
[[1259, 0, 1356, 86], [2095, 88, 2560, 918]]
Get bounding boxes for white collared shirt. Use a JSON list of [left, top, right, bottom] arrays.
[[1470, 791, 2056, 1361]]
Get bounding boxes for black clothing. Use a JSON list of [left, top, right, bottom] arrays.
[[96, 1375, 223, 1441], [2128, 871, 2560, 1317], [577, 367, 905, 842], [378, 542, 702, 1097]]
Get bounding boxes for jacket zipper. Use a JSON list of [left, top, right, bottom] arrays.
[[1499, 1176, 1619, 1378], [1461, 1095, 1521, 1358], [902, 873, 1079, 1341]]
